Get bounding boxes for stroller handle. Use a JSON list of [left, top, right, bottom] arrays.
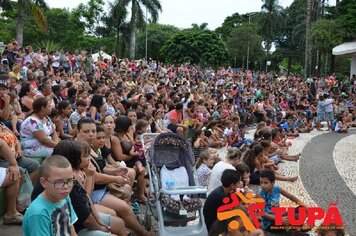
[[160, 186, 207, 195]]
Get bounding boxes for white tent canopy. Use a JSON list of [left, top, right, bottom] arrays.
[[332, 41, 356, 77], [92, 51, 112, 62], [332, 41, 356, 56]]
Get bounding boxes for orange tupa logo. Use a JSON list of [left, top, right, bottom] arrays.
[[217, 192, 344, 231]]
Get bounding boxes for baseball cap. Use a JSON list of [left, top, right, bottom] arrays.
[[0, 72, 9, 88]]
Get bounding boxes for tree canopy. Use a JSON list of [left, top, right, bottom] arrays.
[[161, 30, 228, 67]]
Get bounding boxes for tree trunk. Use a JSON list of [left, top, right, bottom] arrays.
[[335, 0, 340, 17], [330, 53, 335, 75], [129, 0, 137, 59], [115, 30, 121, 58], [287, 55, 291, 76], [304, 0, 314, 78], [16, 1, 25, 47]]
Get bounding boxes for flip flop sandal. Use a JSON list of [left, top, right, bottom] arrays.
[[3, 212, 23, 225]]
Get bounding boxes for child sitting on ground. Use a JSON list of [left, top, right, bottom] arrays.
[[333, 113, 348, 133], [264, 131, 300, 162], [257, 169, 305, 233], [196, 150, 215, 187], [294, 113, 312, 133], [235, 163, 253, 194], [280, 115, 299, 137]]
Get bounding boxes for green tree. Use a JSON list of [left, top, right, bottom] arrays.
[[113, 0, 162, 59], [260, 0, 284, 55], [215, 13, 244, 40], [105, 0, 130, 57], [191, 23, 209, 31], [22, 7, 87, 50], [0, 6, 17, 43], [326, 0, 356, 40], [227, 23, 264, 69], [74, 0, 106, 36], [276, 0, 306, 74], [0, 0, 48, 46], [161, 30, 228, 67], [136, 23, 179, 60], [309, 19, 346, 73]]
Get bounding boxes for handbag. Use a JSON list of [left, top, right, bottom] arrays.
[[18, 170, 34, 208], [90, 156, 127, 200]]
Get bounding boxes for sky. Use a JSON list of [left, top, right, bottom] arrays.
[[46, 0, 335, 30]]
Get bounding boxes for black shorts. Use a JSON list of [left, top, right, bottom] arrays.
[[167, 123, 178, 133]]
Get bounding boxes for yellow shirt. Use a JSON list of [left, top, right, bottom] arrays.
[[9, 71, 20, 80]]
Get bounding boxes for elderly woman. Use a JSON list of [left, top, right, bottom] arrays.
[[20, 97, 59, 160]]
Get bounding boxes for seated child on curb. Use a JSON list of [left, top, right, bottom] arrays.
[[196, 150, 215, 187], [23, 155, 78, 236], [130, 131, 146, 174], [208, 207, 265, 236], [203, 169, 243, 232], [334, 114, 348, 133], [256, 169, 305, 232], [235, 163, 253, 194]]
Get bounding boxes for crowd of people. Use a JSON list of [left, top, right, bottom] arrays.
[[0, 39, 355, 235]]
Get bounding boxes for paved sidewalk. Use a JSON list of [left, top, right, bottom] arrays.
[[300, 130, 356, 235], [0, 220, 22, 235]]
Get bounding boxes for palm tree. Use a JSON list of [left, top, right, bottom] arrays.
[[112, 0, 162, 59], [191, 23, 209, 30], [0, 0, 47, 46], [107, 0, 130, 57], [260, 0, 283, 55]]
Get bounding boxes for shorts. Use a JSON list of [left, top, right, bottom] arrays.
[[0, 167, 6, 186], [138, 158, 147, 167], [78, 213, 111, 236], [0, 157, 40, 174], [167, 123, 178, 133], [270, 155, 282, 165], [325, 112, 334, 121], [90, 187, 109, 204], [317, 112, 325, 122]]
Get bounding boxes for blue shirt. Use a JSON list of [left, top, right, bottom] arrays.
[[257, 185, 281, 229], [280, 122, 291, 130], [23, 194, 78, 236]]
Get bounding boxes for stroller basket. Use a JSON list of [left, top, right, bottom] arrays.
[[143, 133, 208, 236]]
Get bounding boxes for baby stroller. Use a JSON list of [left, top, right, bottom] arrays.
[[141, 133, 208, 236]]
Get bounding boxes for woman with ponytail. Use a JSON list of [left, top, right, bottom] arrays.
[[243, 143, 265, 185], [244, 143, 298, 185]]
